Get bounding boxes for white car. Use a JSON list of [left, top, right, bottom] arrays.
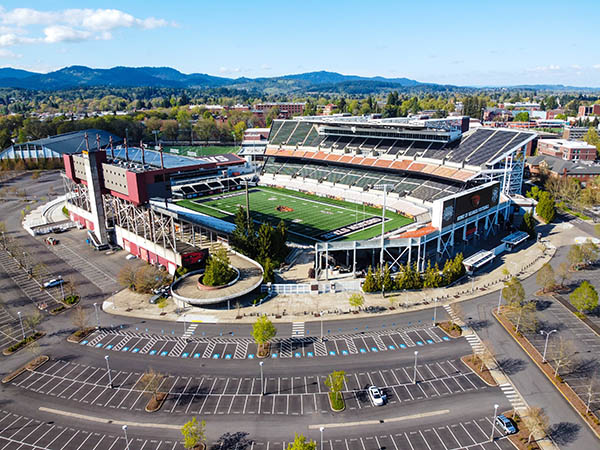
[[43, 277, 63, 288], [125, 254, 137, 260], [367, 385, 385, 406]]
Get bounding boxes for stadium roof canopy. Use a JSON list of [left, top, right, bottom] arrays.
[[0, 129, 122, 160]]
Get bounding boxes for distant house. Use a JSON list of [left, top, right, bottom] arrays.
[[527, 154, 600, 186]]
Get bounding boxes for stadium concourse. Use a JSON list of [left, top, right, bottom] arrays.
[[195, 115, 536, 281]]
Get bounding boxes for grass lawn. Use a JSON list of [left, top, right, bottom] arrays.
[[177, 186, 412, 242], [166, 146, 239, 157]]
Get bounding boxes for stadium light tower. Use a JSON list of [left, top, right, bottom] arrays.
[[374, 183, 394, 296]]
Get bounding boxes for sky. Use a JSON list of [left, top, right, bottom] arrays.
[[0, 1, 599, 87]]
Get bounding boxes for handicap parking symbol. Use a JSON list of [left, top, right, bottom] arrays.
[[121, 347, 129, 352], [225, 354, 232, 359], [95, 343, 103, 348], [416, 341, 424, 346], [426, 339, 433, 344], [388, 345, 396, 350], [341, 350, 348, 355], [160, 350, 168, 356], [149, 350, 157, 355], [132, 348, 139, 353], [328, 350, 336, 356], [80, 340, 88, 345], [360, 348, 366, 353], [247, 354, 255, 359], [442, 336, 450, 341], [105, 344, 113, 350], [307, 351, 314, 357], [212, 354, 220, 359], [399, 344, 407, 349], [294, 352, 301, 358], [193, 353, 201, 358], [371, 347, 378, 352], [271, 353, 278, 358], [182, 353, 189, 358]]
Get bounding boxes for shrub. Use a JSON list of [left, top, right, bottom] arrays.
[[202, 246, 236, 287]]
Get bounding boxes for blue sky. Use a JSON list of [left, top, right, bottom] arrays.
[[0, 1, 599, 86]]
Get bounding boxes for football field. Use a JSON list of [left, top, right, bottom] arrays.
[[177, 186, 412, 242]]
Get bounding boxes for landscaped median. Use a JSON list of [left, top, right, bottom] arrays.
[[437, 321, 462, 338], [493, 307, 600, 439], [2, 355, 48, 383], [2, 332, 45, 356]]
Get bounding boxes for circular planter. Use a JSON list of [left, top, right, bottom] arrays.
[[197, 267, 240, 291]]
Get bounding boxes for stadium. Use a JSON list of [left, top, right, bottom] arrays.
[[175, 115, 536, 279]]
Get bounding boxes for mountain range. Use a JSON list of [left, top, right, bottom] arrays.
[[0, 66, 595, 93]]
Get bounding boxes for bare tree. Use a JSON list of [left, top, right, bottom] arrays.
[[536, 263, 555, 293], [71, 305, 89, 331], [117, 263, 137, 291], [478, 339, 496, 372], [523, 407, 549, 444], [585, 373, 600, 414], [32, 262, 48, 282], [139, 368, 166, 402], [547, 337, 576, 377], [507, 301, 537, 334], [556, 262, 571, 288], [24, 311, 43, 333]]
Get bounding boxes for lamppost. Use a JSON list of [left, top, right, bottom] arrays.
[[105, 355, 113, 388], [432, 298, 438, 325], [152, 130, 159, 148], [319, 426, 324, 450], [413, 351, 419, 384], [320, 311, 324, 342], [93, 303, 100, 329], [259, 361, 264, 396], [497, 289, 503, 313], [489, 403, 499, 442], [540, 329, 557, 363], [17, 311, 24, 340], [374, 183, 394, 298], [122, 425, 130, 450]]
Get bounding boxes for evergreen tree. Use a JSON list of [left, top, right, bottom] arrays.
[[382, 264, 393, 292], [423, 261, 442, 288], [520, 211, 536, 239], [257, 223, 274, 262], [362, 267, 378, 293], [536, 192, 556, 224]]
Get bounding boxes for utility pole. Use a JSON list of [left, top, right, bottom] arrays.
[[374, 183, 393, 298], [244, 179, 250, 228]]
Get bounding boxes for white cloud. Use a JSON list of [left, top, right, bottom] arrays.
[[593, 64, 600, 70], [0, 48, 21, 58], [44, 26, 91, 44], [260, 64, 272, 70], [527, 64, 561, 72], [0, 7, 174, 49]]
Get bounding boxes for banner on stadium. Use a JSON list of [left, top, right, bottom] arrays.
[[431, 181, 500, 229]]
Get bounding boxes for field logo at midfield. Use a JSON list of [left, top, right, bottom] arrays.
[[320, 216, 388, 240]]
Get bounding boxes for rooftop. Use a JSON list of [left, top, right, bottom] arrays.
[[10, 129, 121, 155]]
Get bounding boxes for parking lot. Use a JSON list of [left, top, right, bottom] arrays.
[[8, 356, 490, 416], [0, 304, 32, 349], [526, 296, 600, 418], [82, 324, 450, 361], [0, 409, 516, 450]]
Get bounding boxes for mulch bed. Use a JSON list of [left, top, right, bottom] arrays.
[[66, 327, 95, 344], [145, 392, 167, 413], [461, 355, 497, 386], [494, 308, 600, 439], [437, 321, 462, 337], [2, 355, 49, 383], [257, 343, 271, 358], [502, 411, 541, 450], [2, 332, 45, 356]]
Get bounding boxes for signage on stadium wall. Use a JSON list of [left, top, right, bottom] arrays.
[[431, 181, 500, 229]]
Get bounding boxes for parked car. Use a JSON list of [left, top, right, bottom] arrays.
[[125, 254, 137, 260], [367, 385, 385, 406], [495, 415, 517, 435], [45, 237, 58, 245], [43, 277, 63, 288]]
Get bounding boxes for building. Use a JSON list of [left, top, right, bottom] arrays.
[[238, 128, 270, 163], [527, 155, 600, 185], [562, 126, 594, 141], [262, 114, 536, 275], [0, 129, 121, 161], [546, 108, 565, 120], [61, 133, 251, 274], [578, 104, 600, 118], [537, 139, 597, 161], [254, 102, 306, 119]]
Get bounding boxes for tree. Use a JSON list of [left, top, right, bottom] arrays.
[[584, 126, 600, 154], [581, 240, 599, 265], [139, 368, 166, 402], [423, 261, 442, 288], [502, 277, 525, 307], [135, 265, 170, 293], [71, 305, 88, 331], [324, 370, 347, 409], [556, 262, 571, 288], [362, 267, 377, 293], [262, 257, 275, 283], [514, 111, 530, 122], [202, 246, 236, 287], [523, 407, 549, 444], [568, 244, 585, 270], [547, 337, 576, 377], [286, 434, 316, 450], [256, 223, 274, 263], [24, 311, 42, 332], [181, 417, 206, 449], [251, 315, 277, 346], [536, 263, 555, 293], [348, 293, 364, 311], [536, 192, 556, 223], [381, 264, 393, 292], [519, 211, 536, 239], [570, 281, 599, 313], [117, 263, 137, 290]]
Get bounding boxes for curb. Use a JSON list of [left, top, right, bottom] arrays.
[[493, 309, 600, 440]]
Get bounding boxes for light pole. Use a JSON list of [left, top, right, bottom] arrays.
[[319, 426, 324, 450], [104, 355, 113, 388], [122, 425, 130, 450], [497, 289, 503, 313], [152, 130, 159, 148], [413, 350, 419, 384], [540, 329, 557, 363], [374, 183, 394, 298], [320, 311, 324, 342], [17, 311, 25, 340], [433, 298, 438, 325], [259, 361, 264, 396], [93, 303, 100, 329], [489, 403, 499, 442]]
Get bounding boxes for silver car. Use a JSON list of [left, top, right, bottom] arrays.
[[367, 385, 384, 406]]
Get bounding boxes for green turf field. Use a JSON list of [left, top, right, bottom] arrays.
[[177, 186, 412, 242], [166, 146, 239, 157]]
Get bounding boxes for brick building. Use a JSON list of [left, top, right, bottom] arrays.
[[537, 139, 597, 161]]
